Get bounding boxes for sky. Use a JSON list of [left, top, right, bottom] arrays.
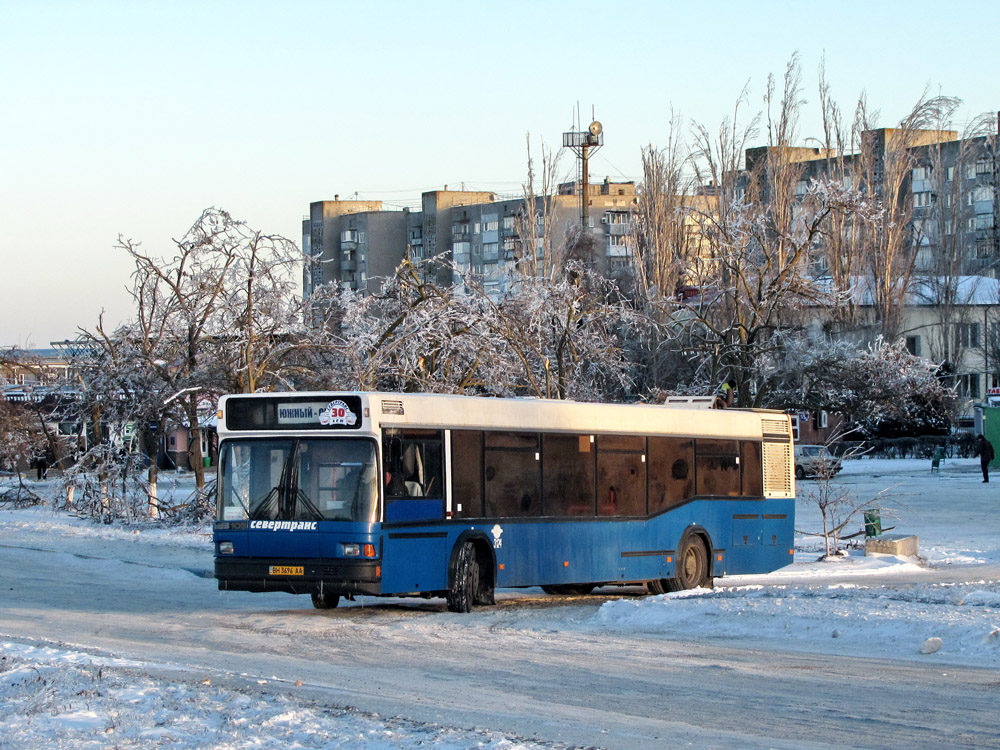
[[1, 0, 998, 347]]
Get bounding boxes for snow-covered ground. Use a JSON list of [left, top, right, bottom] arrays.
[[0, 641, 547, 749], [2, 456, 999, 748]]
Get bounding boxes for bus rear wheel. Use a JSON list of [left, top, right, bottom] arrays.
[[646, 579, 667, 595], [447, 541, 479, 613], [665, 536, 711, 592], [311, 591, 340, 609]]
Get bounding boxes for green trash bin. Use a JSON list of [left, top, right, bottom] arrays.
[[203, 456, 211, 468], [864, 510, 882, 538]]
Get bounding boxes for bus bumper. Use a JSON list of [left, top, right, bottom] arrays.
[[214, 558, 381, 596]]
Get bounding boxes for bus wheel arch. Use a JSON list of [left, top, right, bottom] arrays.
[[447, 532, 495, 612], [664, 527, 713, 592]]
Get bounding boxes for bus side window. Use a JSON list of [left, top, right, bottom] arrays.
[[648, 437, 695, 513], [596, 435, 646, 516], [451, 430, 484, 518], [695, 439, 741, 497], [542, 434, 594, 516], [383, 429, 444, 500], [484, 431, 541, 518], [741, 441, 763, 496]]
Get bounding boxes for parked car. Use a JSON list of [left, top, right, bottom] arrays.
[[794, 444, 842, 479]]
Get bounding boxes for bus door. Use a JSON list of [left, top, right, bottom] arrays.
[[381, 428, 449, 593], [382, 429, 445, 523]]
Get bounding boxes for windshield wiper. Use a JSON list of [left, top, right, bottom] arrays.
[[249, 485, 281, 520], [292, 487, 324, 521]]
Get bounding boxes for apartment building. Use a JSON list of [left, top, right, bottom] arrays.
[[302, 196, 394, 296], [304, 179, 639, 297], [744, 124, 999, 278]]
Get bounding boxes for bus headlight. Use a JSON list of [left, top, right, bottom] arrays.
[[218, 541, 234, 555]]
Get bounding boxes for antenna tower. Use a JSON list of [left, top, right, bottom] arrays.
[[562, 105, 603, 227]]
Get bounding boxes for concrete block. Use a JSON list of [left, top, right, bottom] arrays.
[[865, 535, 919, 557]]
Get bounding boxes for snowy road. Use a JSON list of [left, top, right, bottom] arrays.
[[3, 458, 1000, 748], [3, 540, 999, 749]]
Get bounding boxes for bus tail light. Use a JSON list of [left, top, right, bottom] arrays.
[[344, 543, 378, 558]]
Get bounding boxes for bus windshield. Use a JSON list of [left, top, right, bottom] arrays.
[[218, 438, 379, 523]]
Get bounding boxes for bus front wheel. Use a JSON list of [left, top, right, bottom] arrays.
[[447, 541, 479, 613], [311, 591, 340, 610], [664, 536, 711, 592]]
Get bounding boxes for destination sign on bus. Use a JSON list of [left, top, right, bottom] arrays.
[[276, 403, 330, 424], [225, 395, 364, 431]]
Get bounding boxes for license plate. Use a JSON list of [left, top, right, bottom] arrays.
[[268, 565, 304, 576]]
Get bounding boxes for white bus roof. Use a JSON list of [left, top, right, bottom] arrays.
[[218, 392, 790, 442]]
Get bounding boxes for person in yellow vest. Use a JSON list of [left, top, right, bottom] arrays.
[[713, 378, 736, 409]]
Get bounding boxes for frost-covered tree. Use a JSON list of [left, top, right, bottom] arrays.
[[469, 262, 636, 400], [115, 208, 304, 492], [67, 318, 181, 518], [798, 459, 886, 557], [675, 55, 878, 405], [515, 134, 565, 279], [0, 401, 48, 504], [629, 112, 700, 303], [56, 209, 305, 522], [767, 337, 953, 437], [300, 260, 489, 393], [295, 258, 636, 401], [851, 93, 963, 341]]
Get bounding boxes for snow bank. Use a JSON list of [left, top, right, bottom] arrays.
[[595, 578, 1000, 666]]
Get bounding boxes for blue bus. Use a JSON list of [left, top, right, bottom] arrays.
[[213, 392, 795, 612]]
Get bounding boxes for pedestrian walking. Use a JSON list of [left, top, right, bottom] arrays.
[[976, 434, 994, 483]]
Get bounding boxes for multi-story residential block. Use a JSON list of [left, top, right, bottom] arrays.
[[304, 179, 639, 298], [744, 124, 999, 279], [302, 120, 998, 414], [302, 196, 392, 296]]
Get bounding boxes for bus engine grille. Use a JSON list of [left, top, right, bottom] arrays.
[[762, 441, 793, 497]]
